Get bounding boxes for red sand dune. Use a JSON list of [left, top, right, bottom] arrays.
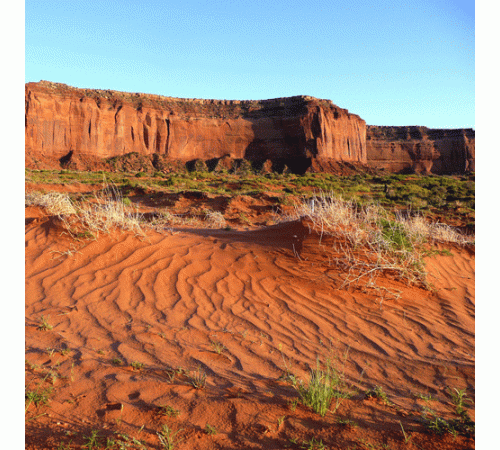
[[25, 212, 474, 449]]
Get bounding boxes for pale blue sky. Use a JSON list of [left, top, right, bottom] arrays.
[[25, 0, 474, 128]]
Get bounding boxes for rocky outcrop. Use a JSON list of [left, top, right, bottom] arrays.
[[25, 81, 367, 173], [366, 126, 475, 174]]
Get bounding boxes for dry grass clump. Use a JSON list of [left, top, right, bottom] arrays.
[[76, 184, 144, 236], [289, 191, 473, 288], [26, 184, 146, 237], [204, 210, 227, 229], [25, 191, 77, 216]]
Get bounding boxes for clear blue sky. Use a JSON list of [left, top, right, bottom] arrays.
[[25, 0, 474, 128]]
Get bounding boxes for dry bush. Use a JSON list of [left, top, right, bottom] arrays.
[[25, 191, 76, 216], [288, 191, 473, 288], [26, 184, 145, 237], [76, 184, 145, 236], [204, 210, 227, 229]]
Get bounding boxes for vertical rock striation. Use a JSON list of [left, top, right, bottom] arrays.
[[366, 126, 475, 174], [25, 82, 475, 174], [25, 81, 367, 172]]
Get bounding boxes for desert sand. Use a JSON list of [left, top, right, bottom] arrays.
[[25, 185, 474, 450]]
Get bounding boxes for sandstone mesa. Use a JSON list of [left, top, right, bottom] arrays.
[[25, 81, 474, 175]]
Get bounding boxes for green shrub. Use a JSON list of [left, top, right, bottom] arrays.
[[378, 218, 414, 252], [294, 358, 350, 417]]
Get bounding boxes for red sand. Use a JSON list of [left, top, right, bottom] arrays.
[[25, 209, 474, 449]]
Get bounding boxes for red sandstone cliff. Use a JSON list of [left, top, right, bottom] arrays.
[[25, 81, 367, 172], [366, 126, 475, 174]]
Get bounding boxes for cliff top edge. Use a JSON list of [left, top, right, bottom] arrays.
[[27, 80, 337, 107]]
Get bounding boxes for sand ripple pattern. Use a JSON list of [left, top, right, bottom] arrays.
[[25, 221, 474, 420]]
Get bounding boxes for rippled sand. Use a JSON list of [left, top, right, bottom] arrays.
[[25, 213, 474, 449]]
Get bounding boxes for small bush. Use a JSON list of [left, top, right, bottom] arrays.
[[288, 191, 473, 287], [294, 358, 350, 417], [205, 210, 227, 229]]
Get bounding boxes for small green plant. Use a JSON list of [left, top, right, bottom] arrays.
[[131, 361, 144, 371], [56, 442, 72, 450], [301, 437, 326, 450], [38, 315, 53, 331], [157, 424, 182, 449], [210, 340, 226, 355], [112, 358, 123, 366], [294, 357, 350, 417], [25, 386, 52, 409], [239, 212, 250, 224], [205, 424, 217, 435], [399, 421, 411, 444], [104, 437, 116, 449], [113, 433, 148, 449], [449, 387, 471, 416], [288, 398, 299, 411], [122, 197, 132, 206], [365, 385, 392, 405], [74, 230, 96, 241], [83, 429, 101, 450], [421, 407, 453, 435], [337, 417, 357, 427], [414, 392, 434, 402], [188, 366, 207, 389], [277, 415, 286, 428], [159, 404, 180, 417]]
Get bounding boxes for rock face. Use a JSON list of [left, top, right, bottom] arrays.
[[366, 126, 475, 174], [25, 81, 367, 173]]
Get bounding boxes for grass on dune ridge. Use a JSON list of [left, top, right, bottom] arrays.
[[286, 191, 473, 288], [25, 175, 473, 288]]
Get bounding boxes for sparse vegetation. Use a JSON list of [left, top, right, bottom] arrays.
[[365, 386, 392, 406], [288, 191, 472, 288], [205, 424, 217, 435], [157, 425, 183, 449], [131, 361, 144, 371], [25, 169, 475, 227], [399, 421, 411, 444], [210, 339, 226, 355], [204, 209, 227, 228], [25, 167, 475, 449], [420, 403, 475, 437], [83, 429, 101, 450], [25, 385, 52, 409], [38, 315, 53, 331], [301, 437, 326, 450], [158, 404, 180, 417], [188, 366, 207, 389], [291, 357, 351, 417], [449, 387, 472, 416]]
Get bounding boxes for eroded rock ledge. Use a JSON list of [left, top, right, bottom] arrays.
[[25, 81, 367, 174], [366, 126, 475, 174], [25, 81, 474, 174]]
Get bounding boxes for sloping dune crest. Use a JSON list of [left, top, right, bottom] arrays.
[[25, 215, 474, 449]]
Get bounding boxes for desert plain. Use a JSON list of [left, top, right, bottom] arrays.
[[25, 169, 475, 450]]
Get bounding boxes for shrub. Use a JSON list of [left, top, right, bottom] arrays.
[[293, 358, 350, 417], [288, 191, 473, 287], [204, 210, 227, 229]]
